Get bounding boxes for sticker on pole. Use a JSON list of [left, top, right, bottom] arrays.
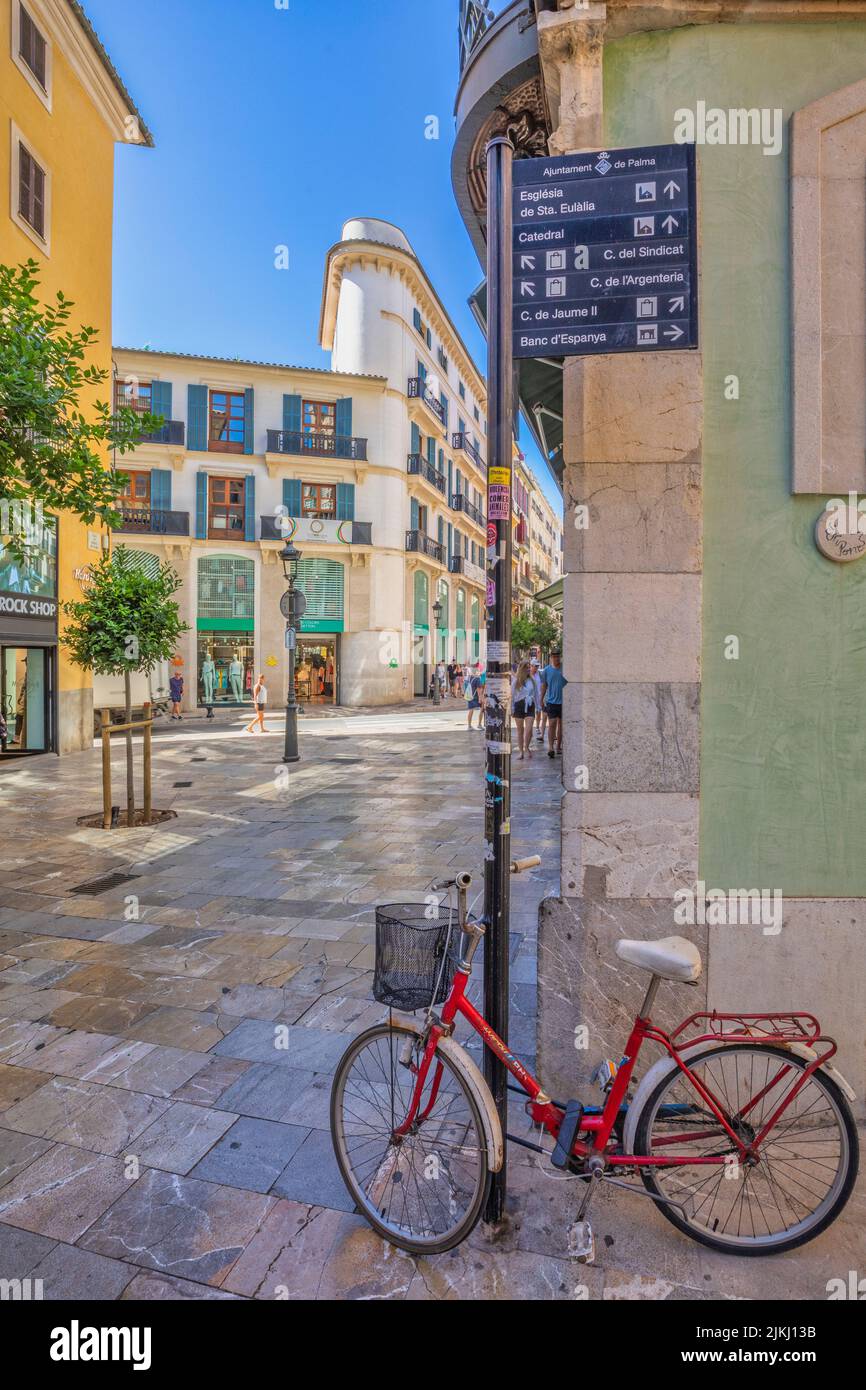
[[488, 486, 510, 520], [489, 468, 511, 485], [486, 740, 511, 755], [487, 640, 509, 663], [486, 579, 496, 608]]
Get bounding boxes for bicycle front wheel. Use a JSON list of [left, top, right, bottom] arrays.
[[634, 1043, 858, 1255], [330, 1021, 490, 1255]]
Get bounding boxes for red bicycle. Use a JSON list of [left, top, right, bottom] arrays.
[[330, 862, 858, 1258]]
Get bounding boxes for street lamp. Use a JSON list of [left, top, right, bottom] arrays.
[[280, 539, 303, 764], [432, 597, 443, 706]]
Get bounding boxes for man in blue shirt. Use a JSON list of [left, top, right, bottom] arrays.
[[540, 650, 566, 760]]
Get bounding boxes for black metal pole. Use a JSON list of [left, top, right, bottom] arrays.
[[283, 580, 299, 764], [483, 133, 514, 1226]]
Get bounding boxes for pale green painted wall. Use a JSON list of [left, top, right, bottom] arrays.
[[604, 24, 866, 894]]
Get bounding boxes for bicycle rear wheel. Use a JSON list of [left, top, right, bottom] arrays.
[[330, 1021, 490, 1255], [634, 1043, 858, 1255]]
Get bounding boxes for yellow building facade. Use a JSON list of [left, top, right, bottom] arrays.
[[0, 0, 149, 753]]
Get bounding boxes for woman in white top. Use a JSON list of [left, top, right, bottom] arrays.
[[245, 674, 268, 734], [511, 659, 536, 759]]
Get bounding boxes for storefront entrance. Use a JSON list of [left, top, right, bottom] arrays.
[[197, 632, 254, 705], [1, 645, 54, 755], [295, 635, 338, 705]]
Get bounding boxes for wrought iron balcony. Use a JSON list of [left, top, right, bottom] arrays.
[[450, 492, 486, 527], [407, 453, 447, 495], [459, 0, 498, 73], [114, 508, 189, 537], [451, 431, 483, 470], [266, 429, 367, 461], [407, 378, 447, 427], [138, 420, 185, 446], [406, 530, 446, 565]]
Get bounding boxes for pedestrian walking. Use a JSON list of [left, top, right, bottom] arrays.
[[512, 659, 536, 759], [436, 659, 447, 699], [169, 671, 183, 721], [540, 649, 565, 759], [531, 658, 546, 743], [465, 662, 485, 730], [245, 674, 268, 733]]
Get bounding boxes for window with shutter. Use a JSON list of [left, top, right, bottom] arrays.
[[18, 142, 46, 238], [296, 558, 345, 628]]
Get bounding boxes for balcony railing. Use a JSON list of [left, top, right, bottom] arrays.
[[450, 492, 486, 527], [459, 0, 498, 73], [406, 530, 446, 565], [407, 453, 447, 496], [407, 378, 447, 427], [266, 429, 367, 461], [138, 421, 185, 446], [114, 508, 190, 537], [451, 431, 483, 469], [260, 516, 373, 545]]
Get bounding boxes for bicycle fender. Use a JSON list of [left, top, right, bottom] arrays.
[[622, 1042, 857, 1154], [621, 1044, 709, 1155], [396, 1018, 504, 1173]]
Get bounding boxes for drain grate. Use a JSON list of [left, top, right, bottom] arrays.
[[71, 871, 139, 895]]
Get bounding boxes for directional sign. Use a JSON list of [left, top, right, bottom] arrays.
[[285, 626, 296, 650], [512, 144, 697, 359]]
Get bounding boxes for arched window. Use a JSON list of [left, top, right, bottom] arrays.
[[455, 587, 466, 663], [413, 569, 429, 629], [436, 578, 449, 660]]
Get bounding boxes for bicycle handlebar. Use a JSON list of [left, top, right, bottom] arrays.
[[511, 855, 541, 873], [431, 856, 541, 891]]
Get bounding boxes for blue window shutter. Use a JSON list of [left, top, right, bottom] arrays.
[[336, 483, 355, 521], [151, 380, 172, 421], [195, 471, 207, 538], [410, 422, 420, 455], [244, 473, 255, 540], [447, 522, 453, 563], [413, 308, 422, 332], [440, 393, 448, 429], [283, 394, 301, 433], [427, 436, 436, 468], [150, 468, 171, 512], [243, 388, 255, 455], [418, 360, 427, 384], [411, 497, 419, 531], [283, 478, 302, 516], [188, 385, 208, 452], [335, 398, 353, 437], [437, 517, 444, 546], [456, 468, 462, 495], [426, 327, 431, 348]]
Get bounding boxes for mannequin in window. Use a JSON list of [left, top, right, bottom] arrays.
[[228, 654, 243, 702], [201, 653, 216, 719]]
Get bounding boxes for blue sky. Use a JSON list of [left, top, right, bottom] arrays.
[[85, 0, 561, 510]]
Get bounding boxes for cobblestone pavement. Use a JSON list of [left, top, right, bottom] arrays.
[[0, 710, 862, 1301]]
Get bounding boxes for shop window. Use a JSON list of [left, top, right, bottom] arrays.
[[197, 555, 255, 622], [208, 476, 245, 537], [209, 390, 245, 453]]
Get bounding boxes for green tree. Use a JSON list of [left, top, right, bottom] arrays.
[[63, 549, 188, 825], [0, 260, 161, 555], [530, 602, 561, 660], [511, 611, 535, 656]]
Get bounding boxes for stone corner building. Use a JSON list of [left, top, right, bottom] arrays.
[[453, 0, 866, 1105]]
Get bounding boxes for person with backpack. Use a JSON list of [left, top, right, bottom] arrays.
[[465, 663, 485, 730], [540, 649, 566, 759]]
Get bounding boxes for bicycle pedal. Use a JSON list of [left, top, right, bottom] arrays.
[[551, 1099, 583, 1170], [569, 1219, 595, 1265]]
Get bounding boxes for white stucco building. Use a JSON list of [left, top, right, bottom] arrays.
[[112, 218, 490, 709]]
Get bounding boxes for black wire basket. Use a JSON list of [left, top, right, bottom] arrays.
[[373, 902, 460, 1012]]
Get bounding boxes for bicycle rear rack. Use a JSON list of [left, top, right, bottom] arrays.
[[670, 1010, 823, 1049]]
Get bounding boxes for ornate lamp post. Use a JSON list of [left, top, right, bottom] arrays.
[[280, 539, 303, 764], [432, 597, 443, 705]]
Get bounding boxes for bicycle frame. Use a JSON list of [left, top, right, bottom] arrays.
[[394, 963, 839, 1171]]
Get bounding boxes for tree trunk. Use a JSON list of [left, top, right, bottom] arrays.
[[124, 669, 135, 827]]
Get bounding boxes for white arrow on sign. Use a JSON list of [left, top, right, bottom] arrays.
[[664, 325, 685, 341], [520, 282, 535, 297], [668, 295, 685, 313], [664, 180, 681, 200], [520, 255, 536, 271], [662, 215, 679, 233]]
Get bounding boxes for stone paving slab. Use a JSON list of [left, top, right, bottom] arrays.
[[0, 712, 858, 1301]]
